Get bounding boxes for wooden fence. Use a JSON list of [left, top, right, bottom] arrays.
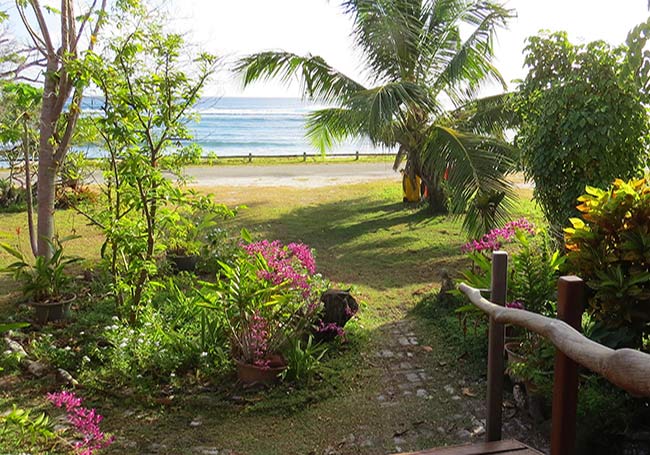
[[458, 251, 650, 454]]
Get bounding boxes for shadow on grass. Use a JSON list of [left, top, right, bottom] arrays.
[[243, 195, 466, 290]]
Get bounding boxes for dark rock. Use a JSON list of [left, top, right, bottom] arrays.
[[314, 289, 359, 341]]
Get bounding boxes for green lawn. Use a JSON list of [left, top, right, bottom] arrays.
[[0, 180, 543, 454]]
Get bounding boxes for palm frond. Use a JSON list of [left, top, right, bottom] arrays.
[[343, 0, 425, 83], [433, 3, 513, 97], [448, 92, 517, 137], [305, 108, 368, 154], [234, 52, 365, 104], [422, 125, 516, 237]]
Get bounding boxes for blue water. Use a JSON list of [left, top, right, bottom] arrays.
[[79, 97, 383, 158]]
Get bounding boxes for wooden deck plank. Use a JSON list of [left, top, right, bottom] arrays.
[[394, 439, 542, 455]]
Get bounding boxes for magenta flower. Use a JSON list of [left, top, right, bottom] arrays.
[[243, 240, 317, 298], [461, 218, 536, 253], [506, 301, 525, 310], [47, 391, 113, 454]]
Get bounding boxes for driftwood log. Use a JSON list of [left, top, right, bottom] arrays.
[[458, 282, 650, 397]]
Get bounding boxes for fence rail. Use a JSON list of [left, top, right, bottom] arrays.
[[458, 251, 650, 454]]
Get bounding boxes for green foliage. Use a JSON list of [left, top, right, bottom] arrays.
[[0, 405, 55, 450], [82, 6, 219, 323], [237, 0, 517, 236], [0, 236, 80, 302], [565, 178, 650, 349], [509, 230, 565, 316], [458, 229, 564, 315], [164, 203, 234, 257], [515, 31, 649, 231], [94, 279, 228, 386], [281, 335, 327, 385]]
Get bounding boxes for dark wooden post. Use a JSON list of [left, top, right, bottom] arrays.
[[303, 152, 307, 162], [551, 276, 584, 455], [248, 152, 252, 163], [355, 150, 359, 160], [486, 250, 508, 441]]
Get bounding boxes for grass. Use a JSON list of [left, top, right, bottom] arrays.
[[0, 179, 542, 454]]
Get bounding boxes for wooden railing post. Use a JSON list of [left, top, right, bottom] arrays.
[[551, 276, 585, 455], [486, 250, 508, 442]]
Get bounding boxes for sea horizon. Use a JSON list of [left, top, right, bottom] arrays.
[[76, 96, 388, 159]]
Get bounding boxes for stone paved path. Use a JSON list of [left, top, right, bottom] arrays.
[[370, 318, 549, 454]]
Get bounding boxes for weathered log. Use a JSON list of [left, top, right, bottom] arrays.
[[459, 281, 650, 397]]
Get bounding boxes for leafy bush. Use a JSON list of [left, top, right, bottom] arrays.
[[198, 238, 328, 368], [96, 284, 228, 385], [0, 178, 28, 212], [281, 335, 327, 385], [0, 236, 81, 302], [459, 220, 564, 315], [565, 178, 650, 349], [515, 32, 649, 232]]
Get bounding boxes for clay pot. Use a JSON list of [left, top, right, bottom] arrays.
[[32, 294, 76, 324], [168, 254, 199, 273], [235, 355, 286, 385]]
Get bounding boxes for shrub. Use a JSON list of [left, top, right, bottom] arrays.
[[198, 239, 328, 368], [565, 178, 650, 349], [515, 32, 649, 232]]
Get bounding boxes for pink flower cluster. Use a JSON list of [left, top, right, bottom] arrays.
[[461, 218, 536, 253], [316, 321, 346, 338], [245, 311, 270, 368], [506, 301, 525, 310], [244, 240, 316, 297], [47, 391, 113, 455]]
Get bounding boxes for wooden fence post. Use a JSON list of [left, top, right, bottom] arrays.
[[248, 152, 252, 163], [486, 250, 508, 442], [551, 276, 584, 455]]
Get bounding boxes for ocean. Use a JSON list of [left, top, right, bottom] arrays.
[[79, 96, 385, 158]]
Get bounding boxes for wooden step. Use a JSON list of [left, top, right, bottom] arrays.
[[394, 439, 543, 455]]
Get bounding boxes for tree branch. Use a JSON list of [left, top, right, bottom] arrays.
[[459, 282, 650, 397]]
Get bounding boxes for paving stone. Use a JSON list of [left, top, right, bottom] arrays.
[[193, 448, 220, 455], [405, 372, 421, 383], [418, 372, 428, 380], [408, 337, 419, 345], [399, 361, 413, 369], [416, 388, 429, 398], [451, 395, 462, 401], [403, 390, 412, 396], [406, 352, 414, 358], [398, 337, 410, 346], [376, 395, 386, 402], [444, 384, 455, 394]]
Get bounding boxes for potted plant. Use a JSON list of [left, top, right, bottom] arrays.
[[165, 209, 220, 273], [1, 236, 80, 324], [198, 237, 325, 385]]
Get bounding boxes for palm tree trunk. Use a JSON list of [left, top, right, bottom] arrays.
[[426, 180, 448, 214]]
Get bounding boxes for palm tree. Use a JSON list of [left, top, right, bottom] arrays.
[[236, 0, 516, 237]]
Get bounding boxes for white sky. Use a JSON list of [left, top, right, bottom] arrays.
[[5, 0, 650, 97], [167, 0, 650, 97]]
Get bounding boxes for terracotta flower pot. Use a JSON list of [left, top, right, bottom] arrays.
[[32, 294, 76, 325], [235, 355, 286, 385]]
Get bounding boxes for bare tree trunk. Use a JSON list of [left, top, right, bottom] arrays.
[[36, 70, 59, 258], [22, 116, 37, 256]]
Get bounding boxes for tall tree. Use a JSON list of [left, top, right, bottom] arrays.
[[237, 0, 516, 236], [15, 0, 108, 257]]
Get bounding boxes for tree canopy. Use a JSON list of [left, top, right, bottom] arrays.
[[237, 0, 516, 237]]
